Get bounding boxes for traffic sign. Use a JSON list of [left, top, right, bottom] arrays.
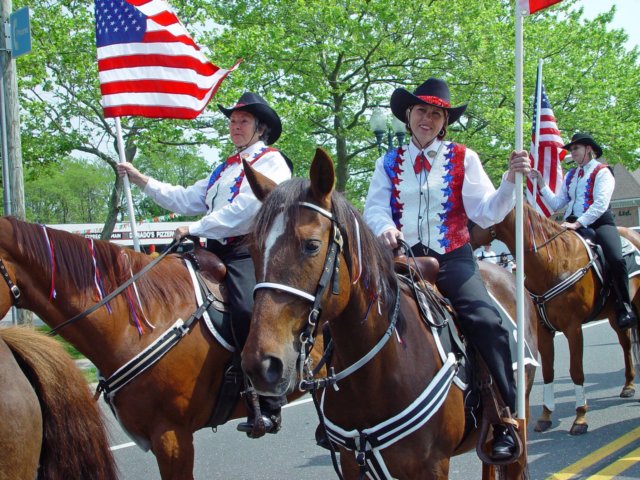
[[9, 7, 31, 59]]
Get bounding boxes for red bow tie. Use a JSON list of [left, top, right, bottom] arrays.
[[227, 153, 242, 165], [413, 153, 432, 174], [577, 167, 584, 178]]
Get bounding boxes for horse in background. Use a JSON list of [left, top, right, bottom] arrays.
[[470, 202, 640, 435], [241, 148, 538, 480], [0, 216, 316, 480], [0, 326, 118, 479]]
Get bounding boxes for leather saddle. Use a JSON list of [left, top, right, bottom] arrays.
[[182, 246, 229, 312]]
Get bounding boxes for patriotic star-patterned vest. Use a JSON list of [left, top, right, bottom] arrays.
[[204, 147, 277, 213], [564, 163, 609, 215], [383, 142, 469, 254]]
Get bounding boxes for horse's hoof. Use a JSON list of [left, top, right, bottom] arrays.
[[569, 423, 588, 435], [534, 420, 552, 432], [620, 386, 636, 398]]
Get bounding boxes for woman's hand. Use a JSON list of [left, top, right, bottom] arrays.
[[116, 162, 149, 188], [379, 228, 404, 250], [528, 169, 546, 188], [173, 226, 190, 242], [505, 150, 531, 183]]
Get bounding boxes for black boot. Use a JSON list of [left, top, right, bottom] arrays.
[[491, 424, 516, 460], [616, 304, 637, 331], [237, 411, 281, 436]]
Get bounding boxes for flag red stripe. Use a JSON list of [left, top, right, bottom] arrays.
[[101, 80, 210, 99], [528, 0, 562, 14], [98, 54, 217, 75], [148, 10, 178, 27], [142, 31, 197, 48]]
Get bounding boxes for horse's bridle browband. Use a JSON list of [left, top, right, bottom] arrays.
[[0, 258, 21, 305]]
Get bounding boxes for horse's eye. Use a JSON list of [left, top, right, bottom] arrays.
[[303, 239, 321, 255]]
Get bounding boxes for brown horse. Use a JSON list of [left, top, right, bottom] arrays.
[[0, 326, 118, 480], [469, 202, 640, 435], [240, 149, 538, 480], [0, 217, 315, 480]]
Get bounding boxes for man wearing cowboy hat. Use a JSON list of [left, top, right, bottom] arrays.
[[532, 132, 637, 330], [364, 77, 531, 460], [117, 92, 291, 436]]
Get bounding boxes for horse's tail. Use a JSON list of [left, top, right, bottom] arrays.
[[0, 327, 119, 480]]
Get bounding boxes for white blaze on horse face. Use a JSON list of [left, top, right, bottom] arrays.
[[263, 212, 286, 276]]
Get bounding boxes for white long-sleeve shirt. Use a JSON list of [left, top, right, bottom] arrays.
[[143, 141, 291, 241], [364, 139, 516, 254], [539, 159, 614, 227]]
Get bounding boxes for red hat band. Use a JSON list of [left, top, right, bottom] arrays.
[[416, 95, 451, 108]]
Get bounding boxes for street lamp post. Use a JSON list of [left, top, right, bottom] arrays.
[[369, 108, 407, 155], [369, 108, 387, 155]]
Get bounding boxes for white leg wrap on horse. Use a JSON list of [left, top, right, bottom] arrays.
[[543, 383, 555, 412], [574, 384, 586, 409]]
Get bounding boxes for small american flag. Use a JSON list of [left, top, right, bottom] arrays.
[[95, 0, 241, 119], [526, 74, 566, 217], [518, 0, 562, 15]]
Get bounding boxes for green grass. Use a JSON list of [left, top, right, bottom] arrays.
[[36, 325, 85, 359]]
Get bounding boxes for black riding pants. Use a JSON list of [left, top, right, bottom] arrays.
[[413, 243, 517, 413], [208, 239, 286, 412]]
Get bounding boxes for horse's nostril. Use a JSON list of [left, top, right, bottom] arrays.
[[261, 356, 283, 386]]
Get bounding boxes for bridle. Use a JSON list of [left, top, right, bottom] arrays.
[[254, 201, 344, 388], [0, 258, 21, 306], [253, 201, 401, 392]]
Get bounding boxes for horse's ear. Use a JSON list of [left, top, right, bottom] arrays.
[[243, 159, 276, 202], [309, 148, 335, 203]]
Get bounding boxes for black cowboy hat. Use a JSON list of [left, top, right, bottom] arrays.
[[218, 92, 282, 145], [562, 132, 603, 158], [390, 77, 467, 125]]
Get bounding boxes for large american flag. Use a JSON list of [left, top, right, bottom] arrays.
[[518, 0, 563, 15], [95, 0, 241, 119], [526, 75, 566, 217]]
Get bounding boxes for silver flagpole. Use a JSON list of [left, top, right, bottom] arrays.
[[532, 59, 543, 210], [514, 3, 526, 420], [115, 117, 141, 252]]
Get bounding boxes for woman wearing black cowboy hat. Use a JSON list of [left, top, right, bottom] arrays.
[[531, 132, 637, 330], [363, 77, 531, 460], [117, 92, 291, 436]]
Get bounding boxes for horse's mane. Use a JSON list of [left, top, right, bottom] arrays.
[[9, 217, 193, 313], [523, 203, 574, 251], [253, 178, 397, 309]]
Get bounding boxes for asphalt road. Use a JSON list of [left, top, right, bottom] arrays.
[[107, 320, 640, 479]]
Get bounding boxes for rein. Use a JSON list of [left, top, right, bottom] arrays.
[[46, 240, 181, 337]]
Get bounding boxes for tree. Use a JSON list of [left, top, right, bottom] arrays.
[[11, 0, 640, 226], [24, 156, 112, 224], [202, 0, 640, 197], [15, 0, 220, 235]]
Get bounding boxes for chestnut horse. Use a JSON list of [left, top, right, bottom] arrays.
[[469, 203, 640, 435], [241, 149, 538, 480], [0, 326, 117, 479], [0, 217, 315, 480]]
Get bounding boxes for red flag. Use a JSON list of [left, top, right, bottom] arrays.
[[525, 74, 566, 217], [518, 0, 562, 15], [95, 0, 241, 119]]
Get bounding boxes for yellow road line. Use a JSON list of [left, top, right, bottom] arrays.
[[547, 426, 640, 480], [586, 447, 640, 479]]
